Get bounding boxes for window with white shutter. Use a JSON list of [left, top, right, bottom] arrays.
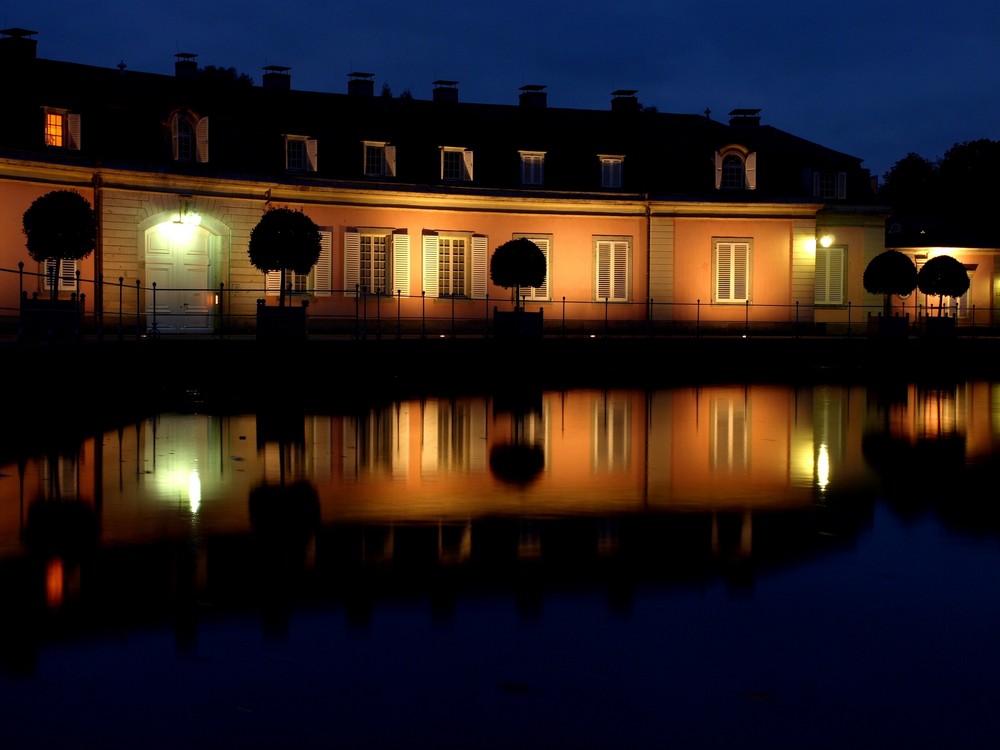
[[43, 258, 78, 292], [815, 244, 846, 305], [265, 229, 332, 296], [421, 231, 487, 298], [43, 108, 81, 150], [513, 235, 550, 301], [715, 148, 756, 190], [343, 229, 410, 297], [441, 147, 473, 181], [713, 239, 752, 303], [171, 112, 208, 163], [594, 238, 630, 302]]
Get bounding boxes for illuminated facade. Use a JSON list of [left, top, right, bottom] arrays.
[[0, 28, 887, 335]]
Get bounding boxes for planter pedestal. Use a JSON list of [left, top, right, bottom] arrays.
[[493, 308, 543, 339], [867, 312, 909, 339], [256, 301, 307, 342], [19, 294, 83, 343]]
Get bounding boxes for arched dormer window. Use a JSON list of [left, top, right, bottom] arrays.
[[714, 146, 756, 190], [170, 110, 209, 163]]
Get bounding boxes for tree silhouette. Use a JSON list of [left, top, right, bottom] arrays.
[[22, 190, 97, 301], [248, 207, 322, 307], [489, 238, 546, 311], [863, 250, 916, 316], [916, 255, 970, 316]]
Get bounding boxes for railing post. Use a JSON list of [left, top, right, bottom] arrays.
[[363, 286, 368, 340], [376, 289, 381, 340], [17, 261, 23, 300], [396, 289, 401, 339], [218, 283, 225, 338], [744, 299, 750, 337], [795, 300, 800, 339], [562, 296, 566, 337], [421, 290, 426, 338], [696, 299, 701, 338], [647, 297, 653, 337], [118, 276, 124, 341], [604, 297, 609, 337], [484, 292, 490, 338], [135, 280, 141, 340], [451, 294, 456, 338], [847, 301, 852, 338], [354, 284, 360, 339]]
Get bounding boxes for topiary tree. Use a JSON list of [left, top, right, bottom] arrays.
[[248, 207, 322, 307], [916, 254, 970, 316], [863, 250, 917, 316], [489, 238, 546, 311], [22, 190, 97, 301]]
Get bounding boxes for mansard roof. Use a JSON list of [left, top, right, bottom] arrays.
[[1, 36, 876, 204]]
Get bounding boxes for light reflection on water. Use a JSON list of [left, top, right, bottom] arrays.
[[1, 382, 1000, 748]]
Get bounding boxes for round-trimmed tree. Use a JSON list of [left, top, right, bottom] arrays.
[[863, 249, 917, 316], [22, 190, 97, 300], [248, 207, 322, 307], [916, 254, 970, 316], [489, 238, 546, 311]]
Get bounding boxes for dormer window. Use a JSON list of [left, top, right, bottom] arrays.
[[285, 135, 318, 172], [170, 111, 209, 163], [43, 107, 80, 150], [364, 141, 397, 177], [520, 151, 545, 186], [441, 147, 473, 181], [813, 171, 847, 199], [599, 155, 624, 189], [714, 147, 756, 190]]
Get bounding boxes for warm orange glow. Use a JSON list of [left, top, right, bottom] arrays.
[[46, 557, 64, 608]]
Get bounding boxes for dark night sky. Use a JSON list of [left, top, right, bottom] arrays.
[[6, 0, 999, 180]]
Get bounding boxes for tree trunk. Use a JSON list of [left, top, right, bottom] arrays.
[[279, 268, 287, 308]]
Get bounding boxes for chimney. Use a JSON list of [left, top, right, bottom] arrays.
[[519, 84, 547, 109], [174, 52, 198, 79], [348, 71, 375, 97], [611, 89, 639, 113], [262, 65, 291, 90], [432, 80, 459, 104], [728, 108, 761, 126], [0, 27, 37, 61]]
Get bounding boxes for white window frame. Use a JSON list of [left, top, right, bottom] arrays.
[[520, 151, 545, 186], [43, 107, 80, 150], [285, 135, 318, 172], [344, 229, 410, 298], [713, 238, 752, 303], [422, 232, 487, 299], [815, 244, 846, 306], [512, 234, 551, 301], [594, 237, 631, 302], [441, 147, 473, 181], [364, 141, 397, 177], [265, 229, 332, 297], [599, 155, 624, 189], [714, 148, 756, 190], [42, 258, 79, 292]]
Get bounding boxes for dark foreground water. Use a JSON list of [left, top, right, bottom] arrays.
[[1, 383, 999, 749]]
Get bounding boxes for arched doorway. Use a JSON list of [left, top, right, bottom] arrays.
[[145, 222, 214, 333]]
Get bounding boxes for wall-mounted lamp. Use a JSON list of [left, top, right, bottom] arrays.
[[174, 195, 202, 226], [819, 234, 834, 248]]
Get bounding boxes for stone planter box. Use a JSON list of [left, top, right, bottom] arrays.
[[493, 308, 544, 339], [256, 302, 307, 342], [19, 295, 82, 343], [867, 313, 909, 339], [922, 315, 957, 338]]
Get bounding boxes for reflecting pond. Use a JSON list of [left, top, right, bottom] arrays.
[[2, 383, 1000, 749]]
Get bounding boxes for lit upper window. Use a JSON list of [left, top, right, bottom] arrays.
[[170, 112, 209, 163], [43, 108, 80, 150], [714, 147, 757, 190], [520, 152, 545, 186], [364, 142, 397, 177], [441, 147, 473, 181], [599, 155, 623, 189]]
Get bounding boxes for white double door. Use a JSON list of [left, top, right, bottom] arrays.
[[145, 225, 213, 333]]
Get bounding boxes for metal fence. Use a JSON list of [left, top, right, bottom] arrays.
[[4, 263, 998, 341]]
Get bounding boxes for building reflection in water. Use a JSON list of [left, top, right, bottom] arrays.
[[1, 381, 999, 668]]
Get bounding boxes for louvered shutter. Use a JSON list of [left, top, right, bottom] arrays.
[[67, 113, 81, 150], [836, 172, 847, 199], [306, 139, 318, 172], [265, 269, 282, 295], [344, 230, 360, 297], [385, 145, 397, 177], [714, 151, 723, 189], [44, 258, 77, 291], [422, 233, 439, 298], [816, 246, 844, 305], [612, 241, 629, 301], [196, 117, 209, 163], [525, 238, 549, 300], [745, 152, 757, 190], [596, 241, 612, 300], [463, 150, 474, 181], [812, 172, 821, 197], [715, 241, 751, 302], [313, 230, 332, 296], [471, 235, 488, 299], [392, 231, 410, 296]]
